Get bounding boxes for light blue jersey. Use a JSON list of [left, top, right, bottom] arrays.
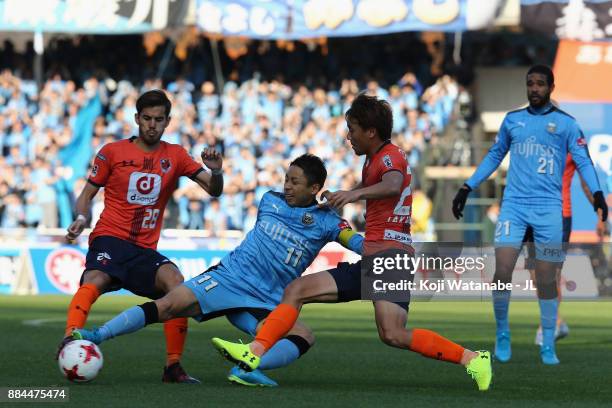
[[184, 191, 363, 320], [467, 104, 600, 205], [466, 104, 601, 261]]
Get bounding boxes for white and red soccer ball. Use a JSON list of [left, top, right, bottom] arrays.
[[58, 340, 103, 382]]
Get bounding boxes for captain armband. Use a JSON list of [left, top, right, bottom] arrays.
[[338, 228, 364, 255]]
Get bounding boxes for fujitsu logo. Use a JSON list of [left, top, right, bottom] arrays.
[[127, 172, 161, 205]]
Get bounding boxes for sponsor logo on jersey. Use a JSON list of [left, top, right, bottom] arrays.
[[513, 136, 556, 158], [160, 158, 171, 173], [259, 220, 309, 250], [302, 212, 314, 225], [127, 172, 161, 205], [383, 229, 412, 244], [547, 122, 557, 133], [96, 153, 106, 161], [383, 154, 393, 169], [91, 164, 99, 177], [45, 248, 86, 294]]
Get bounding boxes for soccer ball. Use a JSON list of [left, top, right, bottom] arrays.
[[58, 340, 103, 383]]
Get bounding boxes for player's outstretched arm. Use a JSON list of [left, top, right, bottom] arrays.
[[194, 147, 224, 197], [464, 119, 511, 192], [453, 118, 511, 220], [321, 171, 403, 211], [65, 182, 99, 243]]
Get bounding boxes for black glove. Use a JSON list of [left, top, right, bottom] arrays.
[[452, 184, 472, 220], [593, 191, 609, 222]]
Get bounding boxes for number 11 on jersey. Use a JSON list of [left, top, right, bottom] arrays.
[[285, 247, 303, 267]]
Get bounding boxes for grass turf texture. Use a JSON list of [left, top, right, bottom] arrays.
[[1, 295, 611, 408]]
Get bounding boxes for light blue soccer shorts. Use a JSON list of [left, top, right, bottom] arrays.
[[183, 265, 276, 323], [494, 202, 565, 263]]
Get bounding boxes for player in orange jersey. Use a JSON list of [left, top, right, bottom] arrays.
[[57, 90, 223, 383], [211, 93, 493, 391]]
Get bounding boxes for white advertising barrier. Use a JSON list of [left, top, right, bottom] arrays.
[[4, 242, 600, 299]]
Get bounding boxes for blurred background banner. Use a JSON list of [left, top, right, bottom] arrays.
[[0, 248, 21, 294], [19, 244, 358, 295], [521, 0, 612, 42], [0, 0, 190, 33], [195, 0, 504, 39], [553, 39, 612, 236]]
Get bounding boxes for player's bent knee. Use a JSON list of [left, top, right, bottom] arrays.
[[166, 273, 184, 289], [536, 279, 558, 300], [282, 280, 307, 305], [82, 269, 112, 291], [378, 326, 403, 348], [156, 267, 184, 293]]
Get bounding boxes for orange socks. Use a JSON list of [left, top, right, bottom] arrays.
[[65, 283, 100, 336], [408, 328, 464, 364], [164, 317, 188, 367], [254, 304, 299, 353]]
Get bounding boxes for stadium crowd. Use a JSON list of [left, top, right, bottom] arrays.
[[0, 36, 463, 234]]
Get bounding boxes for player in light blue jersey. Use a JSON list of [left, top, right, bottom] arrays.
[[73, 154, 363, 386], [452, 65, 608, 365]]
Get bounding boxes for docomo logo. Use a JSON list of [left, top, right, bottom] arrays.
[[45, 248, 86, 294], [136, 175, 156, 194], [127, 172, 161, 205]]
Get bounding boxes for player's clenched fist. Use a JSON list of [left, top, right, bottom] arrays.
[[65, 214, 87, 243], [201, 147, 223, 171]]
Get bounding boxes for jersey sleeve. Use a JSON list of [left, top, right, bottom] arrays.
[[328, 216, 363, 255], [378, 149, 407, 178], [256, 192, 270, 220], [175, 146, 204, 179], [466, 116, 511, 190], [88, 144, 113, 187], [567, 121, 601, 194]]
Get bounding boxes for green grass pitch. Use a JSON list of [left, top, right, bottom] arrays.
[[1, 295, 611, 407]]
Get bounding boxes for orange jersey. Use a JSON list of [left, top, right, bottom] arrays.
[[362, 142, 412, 245], [562, 154, 576, 218], [88, 137, 204, 249]]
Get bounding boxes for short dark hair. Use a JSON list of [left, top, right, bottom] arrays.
[[136, 90, 172, 117], [289, 154, 327, 188], [527, 65, 554, 86], [345, 92, 393, 141]]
